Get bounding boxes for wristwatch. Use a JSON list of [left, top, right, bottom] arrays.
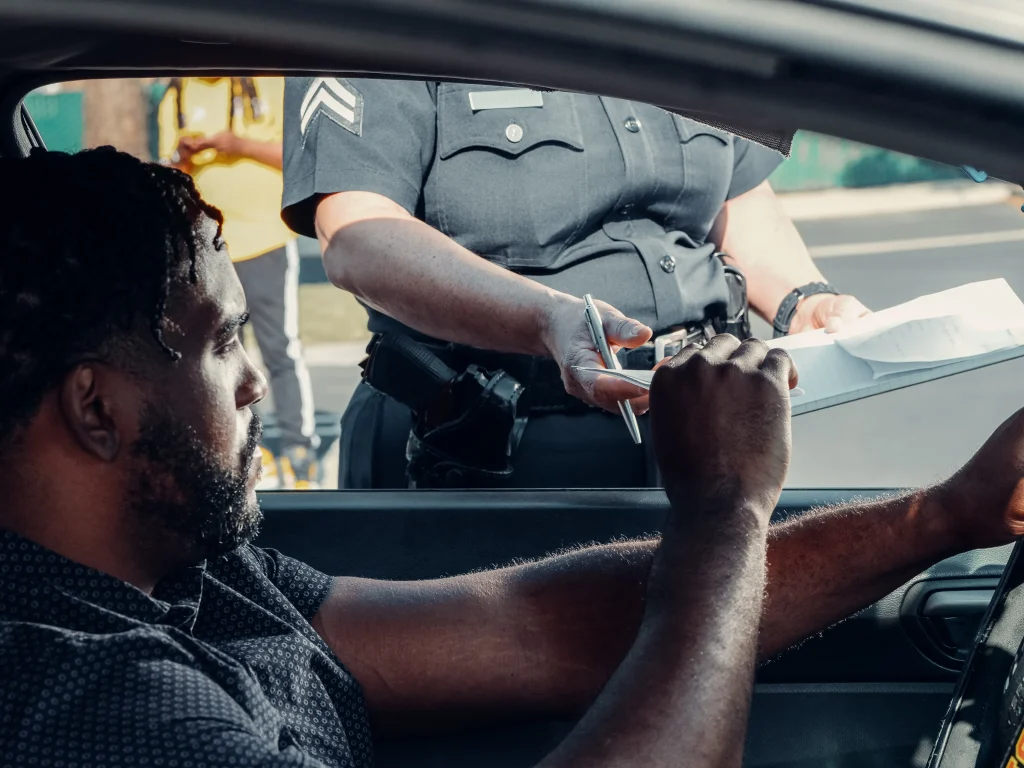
[[772, 282, 840, 338]]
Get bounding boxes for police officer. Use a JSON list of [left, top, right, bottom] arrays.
[[281, 78, 869, 489]]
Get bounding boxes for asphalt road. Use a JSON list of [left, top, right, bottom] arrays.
[[298, 199, 1024, 489], [785, 201, 1024, 488]]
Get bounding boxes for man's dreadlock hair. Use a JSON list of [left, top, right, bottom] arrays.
[[0, 146, 224, 449]]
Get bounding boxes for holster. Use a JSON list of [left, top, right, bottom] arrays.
[[360, 334, 528, 488], [716, 254, 752, 340]]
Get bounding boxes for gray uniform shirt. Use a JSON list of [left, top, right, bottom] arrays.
[[282, 78, 783, 336]]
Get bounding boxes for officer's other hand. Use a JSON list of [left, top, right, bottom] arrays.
[[649, 336, 797, 521], [545, 297, 653, 414], [789, 293, 871, 335]]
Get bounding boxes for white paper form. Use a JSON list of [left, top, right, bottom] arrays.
[[829, 279, 1024, 378], [574, 279, 1024, 416], [768, 279, 1024, 413]]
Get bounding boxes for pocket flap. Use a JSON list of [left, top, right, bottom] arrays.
[[671, 112, 732, 145], [438, 86, 585, 159]]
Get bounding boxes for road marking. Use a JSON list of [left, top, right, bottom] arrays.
[[809, 228, 1024, 259], [781, 181, 1017, 221]]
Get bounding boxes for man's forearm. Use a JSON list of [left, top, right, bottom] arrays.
[[537, 514, 768, 768], [318, 511, 771, 763], [316, 488, 962, 726], [319, 204, 572, 356], [510, 488, 960, 711], [759, 489, 958, 655]]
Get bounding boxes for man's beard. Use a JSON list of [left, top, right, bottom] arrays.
[[127, 403, 264, 562]]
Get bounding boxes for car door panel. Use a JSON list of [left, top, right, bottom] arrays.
[[254, 490, 1012, 768], [258, 489, 863, 580], [369, 685, 953, 768]]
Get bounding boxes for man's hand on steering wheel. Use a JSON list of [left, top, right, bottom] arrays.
[[935, 406, 1024, 551]]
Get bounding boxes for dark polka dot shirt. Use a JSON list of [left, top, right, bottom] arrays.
[[0, 529, 375, 767]]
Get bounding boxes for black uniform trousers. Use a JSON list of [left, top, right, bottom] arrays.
[[338, 381, 659, 489]]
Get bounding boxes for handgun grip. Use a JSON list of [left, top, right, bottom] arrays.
[[362, 334, 458, 413]]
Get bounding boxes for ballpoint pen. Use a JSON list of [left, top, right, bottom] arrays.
[[582, 294, 643, 445]]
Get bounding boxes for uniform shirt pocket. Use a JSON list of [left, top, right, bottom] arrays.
[[671, 115, 732, 146], [427, 85, 588, 269]]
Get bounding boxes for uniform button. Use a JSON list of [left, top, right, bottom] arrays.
[[660, 255, 677, 274], [624, 117, 642, 133], [505, 123, 524, 143]]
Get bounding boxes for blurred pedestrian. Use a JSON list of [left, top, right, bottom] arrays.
[[159, 77, 320, 488]]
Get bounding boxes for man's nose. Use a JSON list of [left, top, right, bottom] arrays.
[[240, 365, 269, 409]]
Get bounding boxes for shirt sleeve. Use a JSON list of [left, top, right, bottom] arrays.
[[281, 76, 438, 238], [248, 545, 335, 620], [727, 137, 785, 200]]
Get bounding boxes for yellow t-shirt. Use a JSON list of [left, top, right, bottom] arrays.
[[158, 77, 293, 262]]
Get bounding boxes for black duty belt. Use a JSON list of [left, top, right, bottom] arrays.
[[401, 320, 714, 415], [362, 256, 750, 417], [618, 321, 716, 370]]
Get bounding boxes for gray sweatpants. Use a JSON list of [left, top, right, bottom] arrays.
[[234, 242, 318, 452]]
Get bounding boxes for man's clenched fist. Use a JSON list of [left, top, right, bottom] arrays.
[[649, 336, 798, 522]]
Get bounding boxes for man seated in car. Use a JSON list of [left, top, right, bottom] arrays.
[[0, 146, 1020, 768]]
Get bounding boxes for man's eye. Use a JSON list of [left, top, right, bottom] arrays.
[[219, 335, 242, 354]]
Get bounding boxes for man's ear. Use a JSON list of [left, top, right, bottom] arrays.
[[58, 364, 122, 462]]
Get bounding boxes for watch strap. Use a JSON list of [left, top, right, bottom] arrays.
[[772, 282, 840, 337]]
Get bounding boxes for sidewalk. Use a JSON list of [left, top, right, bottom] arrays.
[[778, 179, 1019, 221]]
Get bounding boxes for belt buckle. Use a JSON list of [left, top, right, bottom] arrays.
[[653, 322, 716, 363]]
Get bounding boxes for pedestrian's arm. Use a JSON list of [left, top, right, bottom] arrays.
[[708, 180, 869, 333], [193, 132, 283, 170], [230, 137, 283, 170]]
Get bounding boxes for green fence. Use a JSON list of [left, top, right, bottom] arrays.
[[23, 87, 164, 158], [768, 131, 963, 192], [23, 92, 83, 153], [22, 91, 964, 191]]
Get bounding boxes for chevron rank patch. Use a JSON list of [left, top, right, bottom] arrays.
[[300, 77, 364, 137]]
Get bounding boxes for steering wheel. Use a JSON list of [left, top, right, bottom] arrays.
[[929, 541, 1024, 768]]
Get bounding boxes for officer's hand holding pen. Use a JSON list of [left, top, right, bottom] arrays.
[[583, 294, 643, 444], [541, 295, 654, 414]]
